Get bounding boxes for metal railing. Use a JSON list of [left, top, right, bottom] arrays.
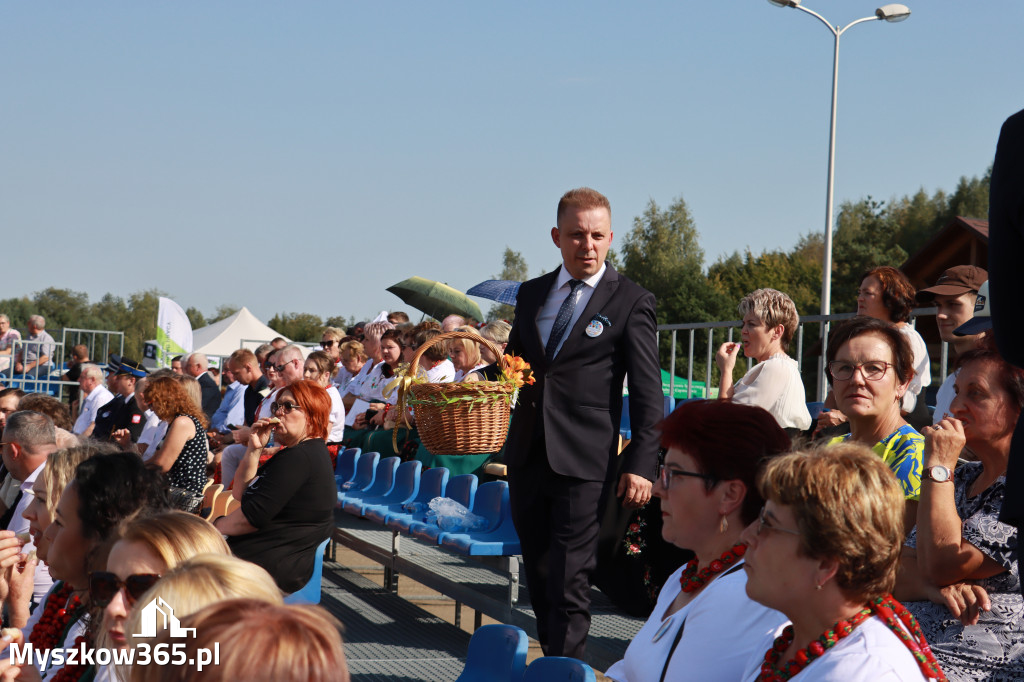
[[1, 329, 125, 400], [657, 308, 947, 402]]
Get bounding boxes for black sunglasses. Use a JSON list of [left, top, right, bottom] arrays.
[[90, 571, 161, 608], [320, 340, 337, 348], [271, 401, 302, 415]]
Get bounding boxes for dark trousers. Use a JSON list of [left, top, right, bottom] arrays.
[[508, 439, 611, 659]]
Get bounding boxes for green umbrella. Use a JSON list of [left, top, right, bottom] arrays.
[[386, 277, 483, 322]]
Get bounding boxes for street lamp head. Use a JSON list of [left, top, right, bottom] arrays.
[[767, 0, 800, 7], [876, 4, 911, 22]]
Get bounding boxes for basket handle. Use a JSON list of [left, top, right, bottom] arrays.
[[408, 330, 503, 379]]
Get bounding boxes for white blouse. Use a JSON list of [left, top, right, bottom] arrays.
[[898, 325, 931, 413], [605, 562, 787, 682], [742, 616, 929, 681], [731, 353, 812, 431]]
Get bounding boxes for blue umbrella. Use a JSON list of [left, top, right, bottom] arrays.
[[467, 280, 522, 306]]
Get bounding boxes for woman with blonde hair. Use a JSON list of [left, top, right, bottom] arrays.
[[716, 288, 811, 435], [740, 443, 943, 680], [129, 598, 346, 682], [450, 326, 487, 382]]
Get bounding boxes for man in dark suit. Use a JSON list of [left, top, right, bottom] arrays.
[[505, 187, 663, 658], [185, 352, 223, 419], [990, 109, 1024, 555]]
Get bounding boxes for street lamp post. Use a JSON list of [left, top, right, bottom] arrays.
[[768, 0, 910, 399]]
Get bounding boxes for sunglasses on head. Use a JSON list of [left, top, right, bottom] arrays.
[[89, 571, 161, 608]]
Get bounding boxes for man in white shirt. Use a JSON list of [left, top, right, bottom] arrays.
[[210, 366, 246, 432], [72, 364, 115, 436], [1, 411, 56, 603], [915, 266, 988, 423]]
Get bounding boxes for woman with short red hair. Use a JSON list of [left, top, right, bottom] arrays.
[[213, 379, 335, 593]]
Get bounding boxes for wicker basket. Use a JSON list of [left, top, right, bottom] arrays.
[[406, 330, 515, 455]]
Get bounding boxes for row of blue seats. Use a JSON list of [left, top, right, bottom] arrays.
[[456, 623, 595, 682], [334, 448, 521, 557]]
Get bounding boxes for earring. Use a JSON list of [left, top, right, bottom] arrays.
[[720, 517, 729, 534], [815, 584, 823, 591]]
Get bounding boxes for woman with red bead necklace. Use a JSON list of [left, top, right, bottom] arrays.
[[740, 443, 944, 681], [604, 400, 791, 682], [1, 453, 169, 682]]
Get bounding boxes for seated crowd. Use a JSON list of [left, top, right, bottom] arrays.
[[0, 260, 1020, 681]]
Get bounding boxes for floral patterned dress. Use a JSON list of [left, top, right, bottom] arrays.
[[905, 461, 1024, 681]]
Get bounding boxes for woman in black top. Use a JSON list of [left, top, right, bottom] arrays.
[[213, 379, 335, 593]]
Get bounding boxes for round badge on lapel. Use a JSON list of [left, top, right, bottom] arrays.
[[586, 320, 604, 338]]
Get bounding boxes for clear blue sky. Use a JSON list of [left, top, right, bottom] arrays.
[[2, 1, 1021, 325]]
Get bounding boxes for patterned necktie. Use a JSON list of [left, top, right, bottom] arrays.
[[545, 279, 585, 360]]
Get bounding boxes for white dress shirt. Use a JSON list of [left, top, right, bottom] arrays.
[[536, 264, 607, 358], [8, 461, 53, 604], [73, 385, 115, 434]]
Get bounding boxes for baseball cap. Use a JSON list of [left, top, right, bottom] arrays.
[[953, 280, 992, 336], [917, 265, 987, 303]]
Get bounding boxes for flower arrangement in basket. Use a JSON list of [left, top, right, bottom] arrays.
[[385, 329, 533, 455]]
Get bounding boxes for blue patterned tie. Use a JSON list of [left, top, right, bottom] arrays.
[[545, 279, 585, 360]]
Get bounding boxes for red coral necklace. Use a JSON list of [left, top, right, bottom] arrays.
[[678, 543, 746, 593], [756, 594, 946, 681]]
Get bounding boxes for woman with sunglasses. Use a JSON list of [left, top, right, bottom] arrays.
[[740, 443, 943, 681], [213, 380, 335, 593], [90, 511, 229, 682], [604, 400, 791, 682], [824, 316, 924, 534], [1, 454, 169, 681]]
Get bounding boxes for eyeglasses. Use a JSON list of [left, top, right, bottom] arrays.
[[271, 401, 302, 415], [828, 361, 893, 382], [272, 358, 299, 373], [756, 505, 801, 537], [657, 463, 715, 489], [320, 340, 337, 348], [89, 571, 161, 608]]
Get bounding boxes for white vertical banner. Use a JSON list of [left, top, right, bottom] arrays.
[[156, 297, 194, 368]]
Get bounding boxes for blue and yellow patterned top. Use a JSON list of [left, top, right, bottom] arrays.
[[830, 424, 924, 501]]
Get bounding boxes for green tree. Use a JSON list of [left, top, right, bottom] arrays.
[[210, 305, 240, 324], [324, 315, 356, 330], [268, 312, 323, 342], [31, 288, 93, 330], [829, 197, 908, 314], [488, 247, 529, 321], [619, 195, 730, 379], [185, 307, 207, 330]]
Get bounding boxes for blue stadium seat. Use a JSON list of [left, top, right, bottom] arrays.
[[347, 460, 421, 518], [455, 624, 529, 682], [334, 447, 361, 485], [341, 456, 399, 515], [413, 479, 504, 545], [336, 451, 379, 505], [440, 480, 520, 556], [404, 474, 477, 541], [522, 656, 596, 682], [283, 538, 331, 605], [381, 467, 450, 530]]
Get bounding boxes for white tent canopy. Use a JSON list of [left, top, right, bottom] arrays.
[[191, 307, 288, 358]]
